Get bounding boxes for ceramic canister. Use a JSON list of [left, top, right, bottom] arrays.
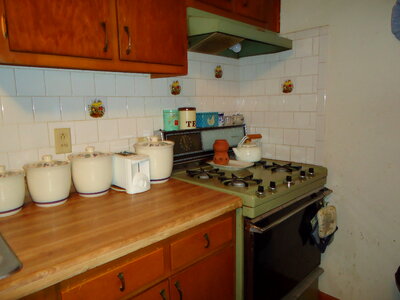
[[179, 107, 196, 130], [163, 109, 179, 131], [24, 155, 71, 207], [0, 166, 25, 217], [68, 146, 113, 197]]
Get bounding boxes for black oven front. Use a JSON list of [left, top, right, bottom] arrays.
[[244, 188, 331, 300]]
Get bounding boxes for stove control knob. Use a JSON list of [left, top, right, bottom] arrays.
[[286, 175, 292, 183], [269, 181, 276, 192], [308, 168, 315, 176], [256, 185, 265, 197], [300, 170, 307, 179]]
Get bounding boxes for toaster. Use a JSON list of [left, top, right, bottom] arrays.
[[112, 152, 151, 194]]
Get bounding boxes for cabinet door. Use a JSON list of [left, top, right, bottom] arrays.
[[130, 280, 169, 300], [170, 246, 234, 300], [116, 0, 186, 66], [234, 0, 267, 23], [196, 0, 233, 11], [3, 0, 113, 59]]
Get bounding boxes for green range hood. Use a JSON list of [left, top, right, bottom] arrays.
[[187, 8, 292, 59]]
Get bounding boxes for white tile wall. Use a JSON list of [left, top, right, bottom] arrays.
[[0, 26, 328, 169]]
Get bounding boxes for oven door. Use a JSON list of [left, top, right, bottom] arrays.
[[244, 188, 332, 300]]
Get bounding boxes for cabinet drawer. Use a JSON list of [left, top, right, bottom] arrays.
[[61, 248, 165, 300], [170, 216, 233, 270], [130, 280, 169, 300]]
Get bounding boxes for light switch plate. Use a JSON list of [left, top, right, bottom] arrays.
[[54, 128, 72, 154]]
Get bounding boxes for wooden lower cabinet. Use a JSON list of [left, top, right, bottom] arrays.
[[170, 246, 234, 300]]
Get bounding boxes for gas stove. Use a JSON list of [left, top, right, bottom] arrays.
[[172, 159, 328, 218]]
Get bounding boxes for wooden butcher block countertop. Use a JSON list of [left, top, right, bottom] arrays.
[[0, 179, 241, 299]]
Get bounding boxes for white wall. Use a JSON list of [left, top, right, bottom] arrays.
[[281, 0, 400, 299]]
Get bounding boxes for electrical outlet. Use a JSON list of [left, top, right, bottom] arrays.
[[54, 128, 72, 154]]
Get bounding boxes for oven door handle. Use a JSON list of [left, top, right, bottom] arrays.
[[247, 189, 332, 234]]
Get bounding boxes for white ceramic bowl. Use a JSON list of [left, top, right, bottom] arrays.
[[24, 155, 71, 207], [68, 146, 112, 197], [135, 139, 174, 184], [0, 166, 25, 217]]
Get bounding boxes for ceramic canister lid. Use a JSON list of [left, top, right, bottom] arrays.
[[68, 146, 113, 160], [24, 155, 69, 170], [0, 165, 24, 178], [135, 136, 174, 148]]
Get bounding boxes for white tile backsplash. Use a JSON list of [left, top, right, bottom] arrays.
[[15, 69, 45, 96], [33, 97, 61, 122], [2, 96, 34, 124], [95, 73, 116, 96], [0, 26, 328, 169], [45, 70, 72, 96], [0, 68, 16, 96], [19, 123, 49, 149], [75, 120, 98, 144], [71, 72, 95, 96]]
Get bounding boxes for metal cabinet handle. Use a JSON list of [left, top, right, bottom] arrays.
[[203, 233, 210, 248], [100, 21, 108, 52], [1, 14, 7, 39], [160, 288, 167, 300], [124, 26, 132, 55], [117, 272, 125, 292], [174, 281, 183, 300]]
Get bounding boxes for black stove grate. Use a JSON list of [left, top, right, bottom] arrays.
[[186, 167, 225, 180], [219, 173, 262, 188], [264, 162, 302, 173]]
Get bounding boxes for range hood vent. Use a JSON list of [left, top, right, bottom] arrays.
[[187, 8, 292, 59]]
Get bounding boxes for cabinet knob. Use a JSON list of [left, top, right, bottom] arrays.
[[117, 272, 125, 292], [203, 233, 210, 248], [1, 14, 7, 39]]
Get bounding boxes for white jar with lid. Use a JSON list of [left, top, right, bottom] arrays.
[[179, 107, 196, 130], [24, 155, 71, 207], [134, 137, 174, 184], [0, 166, 25, 217], [68, 146, 113, 197]]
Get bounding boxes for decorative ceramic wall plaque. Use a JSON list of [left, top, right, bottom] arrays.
[[88, 99, 105, 118], [170, 80, 181, 95], [282, 80, 294, 93], [215, 65, 223, 78]]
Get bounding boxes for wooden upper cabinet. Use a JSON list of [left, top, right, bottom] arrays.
[[186, 0, 281, 32], [196, 0, 233, 11], [117, 0, 186, 66], [234, 0, 267, 23], [4, 0, 113, 59]]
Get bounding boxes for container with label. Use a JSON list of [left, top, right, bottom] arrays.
[[179, 107, 196, 130], [163, 109, 179, 131]]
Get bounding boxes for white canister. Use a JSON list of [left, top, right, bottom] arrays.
[[68, 146, 113, 197], [24, 155, 71, 207], [134, 138, 174, 184], [0, 166, 25, 217], [179, 107, 196, 130]]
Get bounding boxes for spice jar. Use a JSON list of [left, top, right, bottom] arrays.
[[179, 107, 196, 130]]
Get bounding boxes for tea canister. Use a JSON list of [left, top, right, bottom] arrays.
[[179, 107, 196, 130], [163, 109, 179, 131]]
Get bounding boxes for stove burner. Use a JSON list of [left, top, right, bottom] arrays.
[[186, 168, 225, 180], [264, 162, 302, 173], [252, 160, 267, 167], [219, 173, 262, 187]]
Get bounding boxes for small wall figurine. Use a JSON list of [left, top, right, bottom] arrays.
[[170, 80, 181, 95], [282, 80, 294, 93], [88, 99, 105, 118], [215, 65, 223, 78]]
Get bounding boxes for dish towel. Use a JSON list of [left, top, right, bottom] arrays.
[[311, 205, 338, 253]]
